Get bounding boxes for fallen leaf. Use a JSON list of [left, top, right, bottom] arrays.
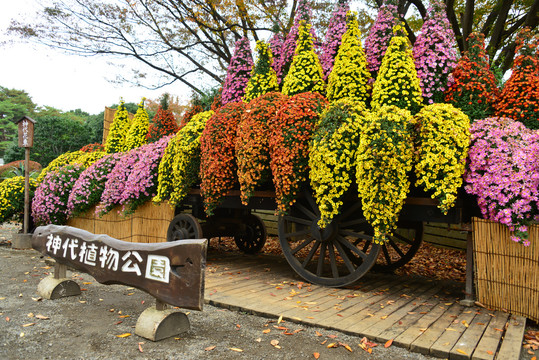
[[31, 297, 42, 302], [116, 333, 132, 338], [79, 300, 86, 304], [205, 346, 216, 351], [27, 313, 34, 318], [385, 339, 393, 348], [236, 324, 241, 329], [263, 329, 271, 334], [327, 342, 337, 348], [456, 349, 468, 355], [462, 321, 469, 328], [229, 347, 243, 352], [328, 334, 337, 339], [127, 293, 134, 296], [486, 350, 494, 355], [5, 317, 10, 322], [35, 314, 49, 320], [343, 343, 353, 352], [20, 332, 24, 337], [277, 315, 283, 324], [531, 356, 536, 360], [494, 328, 504, 332], [271, 339, 279, 347], [313, 352, 320, 359], [274, 326, 287, 330], [368, 348, 373, 354], [83, 282, 92, 285], [138, 342, 144, 353], [22, 323, 35, 327], [445, 328, 457, 331], [381, 315, 388, 319], [114, 321, 122, 325], [119, 315, 130, 318], [321, 340, 327, 345], [0, 297, 5, 300], [315, 331, 323, 337]]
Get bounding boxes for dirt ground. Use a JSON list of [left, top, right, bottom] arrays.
[[0, 223, 537, 360]]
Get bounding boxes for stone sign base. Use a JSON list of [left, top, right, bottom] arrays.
[[37, 276, 81, 299], [135, 305, 190, 341], [11, 233, 33, 249]]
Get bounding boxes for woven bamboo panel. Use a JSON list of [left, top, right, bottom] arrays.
[[66, 208, 95, 234], [131, 202, 175, 243], [473, 217, 539, 322], [94, 207, 133, 242]]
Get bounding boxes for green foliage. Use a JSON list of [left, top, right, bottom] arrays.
[[282, 21, 326, 97], [104, 100, 130, 153], [326, 11, 371, 104], [371, 23, 423, 114], [0, 86, 36, 157], [243, 41, 279, 102], [124, 99, 149, 151]]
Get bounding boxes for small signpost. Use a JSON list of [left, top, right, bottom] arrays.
[[15, 116, 35, 235], [32, 225, 207, 341]]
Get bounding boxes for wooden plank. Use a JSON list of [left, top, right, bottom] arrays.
[[410, 303, 464, 355], [393, 300, 449, 348], [495, 315, 526, 360], [429, 307, 478, 358], [449, 311, 493, 360], [471, 312, 510, 360]]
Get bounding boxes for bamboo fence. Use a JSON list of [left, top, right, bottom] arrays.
[[67, 202, 175, 243], [473, 217, 539, 322]]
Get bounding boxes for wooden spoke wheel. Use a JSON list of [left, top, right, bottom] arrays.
[[234, 214, 267, 254], [373, 221, 423, 272], [167, 214, 203, 242], [278, 192, 381, 287]]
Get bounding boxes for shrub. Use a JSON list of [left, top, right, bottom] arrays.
[[243, 41, 279, 102], [371, 23, 423, 114], [32, 164, 85, 225], [104, 100, 130, 153], [445, 32, 499, 121], [269, 92, 328, 214], [282, 21, 326, 97], [0, 176, 37, 223], [413, 104, 470, 213], [200, 102, 244, 215], [236, 92, 287, 205], [356, 105, 414, 243], [221, 38, 254, 105], [309, 99, 367, 228], [326, 11, 371, 104], [412, 0, 459, 104]]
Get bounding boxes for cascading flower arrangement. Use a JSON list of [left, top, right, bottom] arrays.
[[67, 153, 123, 218], [269, 92, 328, 214], [356, 105, 414, 243], [371, 23, 423, 114], [319, 0, 349, 80], [412, 0, 458, 104], [147, 103, 179, 143], [0, 176, 37, 223], [364, 0, 400, 77], [445, 32, 499, 121], [104, 100, 130, 153], [72, 151, 107, 168], [465, 117, 539, 245], [413, 103, 470, 213], [80, 143, 104, 153], [243, 41, 280, 102], [179, 104, 203, 129], [124, 99, 149, 151], [153, 110, 214, 206], [495, 27, 539, 129], [37, 150, 84, 183], [309, 99, 368, 228], [282, 21, 326, 97], [32, 164, 85, 225], [326, 11, 371, 105], [200, 102, 244, 215], [121, 135, 173, 214], [221, 37, 254, 105], [236, 92, 287, 205]]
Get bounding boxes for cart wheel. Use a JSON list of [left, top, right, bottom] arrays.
[[167, 214, 203, 241], [234, 214, 267, 254], [373, 221, 423, 271], [278, 191, 381, 287]]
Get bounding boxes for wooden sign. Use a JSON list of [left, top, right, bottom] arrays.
[[16, 116, 35, 148], [32, 225, 207, 310]]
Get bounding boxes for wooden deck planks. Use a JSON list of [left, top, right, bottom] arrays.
[[203, 254, 527, 360]]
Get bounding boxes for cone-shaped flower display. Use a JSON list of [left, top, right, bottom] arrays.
[[326, 11, 371, 104], [269, 31, 284, 76], [236, 92, 287, 205], [495, 28, 539, 129], [124, 99, 149, 151], [105, 100, 130, 153], [445, 32, 499, 121], [371, 23, 423, 114], [221, 38, 254, 105], [309, 99, 368, 228], [364, 0, 400, 77], [413, 0, 458, 104], [147, 104, 179, 143], [282, 21, 326, 97], [319, 0, 349, 80], [200, 102, 244, 215], [243, 41, 279, 102]]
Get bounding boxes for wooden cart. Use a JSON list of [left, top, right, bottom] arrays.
[[167, 186, 479, 287]]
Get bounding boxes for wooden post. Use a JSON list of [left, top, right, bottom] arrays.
[[461, 225, 475, 306], [24, 147, 30, 234]]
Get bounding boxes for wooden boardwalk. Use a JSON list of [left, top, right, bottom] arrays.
[[204, 253, 526, 360]]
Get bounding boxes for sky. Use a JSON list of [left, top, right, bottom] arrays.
[[0, 0, 191, 115]]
